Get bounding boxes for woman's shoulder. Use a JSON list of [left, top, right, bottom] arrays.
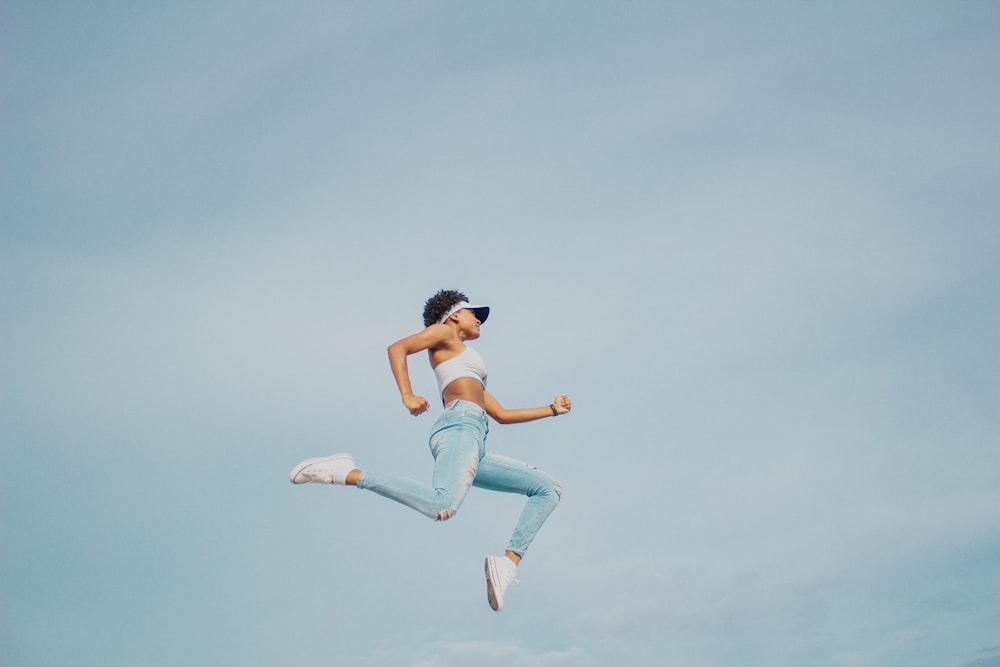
[[422, 324, 465, 354], [421, 323, 456, 344]]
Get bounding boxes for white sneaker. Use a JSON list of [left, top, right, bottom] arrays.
[[289, 454, 355, 485], [485, 555, 519, 611]]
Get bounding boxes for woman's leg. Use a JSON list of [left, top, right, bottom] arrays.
[[355, 401, 487, 521], [473, 453, 562, 558]]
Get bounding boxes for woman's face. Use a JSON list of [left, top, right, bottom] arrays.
[[455, 308, 482, 339]]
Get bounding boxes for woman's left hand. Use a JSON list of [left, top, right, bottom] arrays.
[[552, 394, 572, 415]]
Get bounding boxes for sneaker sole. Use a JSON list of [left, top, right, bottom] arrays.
[[485, 557, 503, 611], [288, 454, 353, 484]]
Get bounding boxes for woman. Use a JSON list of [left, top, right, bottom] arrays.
[[289, 289, 570, 611]]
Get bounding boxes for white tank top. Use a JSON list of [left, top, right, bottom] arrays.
[[432, 346, 488, 398]]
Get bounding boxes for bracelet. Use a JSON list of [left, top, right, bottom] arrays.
[[549, 404, 559, 417]]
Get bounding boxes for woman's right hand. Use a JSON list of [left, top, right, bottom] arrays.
[[403, 394, 430, 416]]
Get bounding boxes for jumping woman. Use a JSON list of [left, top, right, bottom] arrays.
[[289, 289, 570, 611]]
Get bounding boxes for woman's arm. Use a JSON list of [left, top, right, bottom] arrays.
[[483, 391, 572, 425], [387, 324, 451, 416]]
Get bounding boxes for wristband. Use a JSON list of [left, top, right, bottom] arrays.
[[549, 404, 559, 417]]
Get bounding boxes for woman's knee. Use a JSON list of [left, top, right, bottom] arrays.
[[435, 508, 457, 521], [430, 490, 464, 521], [536, 477, 562, 505]]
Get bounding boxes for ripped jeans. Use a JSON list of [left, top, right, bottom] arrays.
[[356, 400, 561, 556]]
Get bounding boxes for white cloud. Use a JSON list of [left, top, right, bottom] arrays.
[[362, 640, 594, 667]]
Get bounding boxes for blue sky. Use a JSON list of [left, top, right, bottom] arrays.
[[2, 2, 998, 666]]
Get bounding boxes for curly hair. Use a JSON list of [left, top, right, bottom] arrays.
[[422, 289, 469, 327]]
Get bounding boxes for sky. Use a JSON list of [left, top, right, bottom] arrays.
[[1, 1, 998, 666]]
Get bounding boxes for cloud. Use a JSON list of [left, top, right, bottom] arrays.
[[361, 640, 594, 667], [963, 649, 1000, 667]]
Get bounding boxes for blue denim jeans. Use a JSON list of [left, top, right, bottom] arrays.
[[356, 400, 561, 556]]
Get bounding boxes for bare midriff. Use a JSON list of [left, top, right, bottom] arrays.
[[442, 377, 486, 410]]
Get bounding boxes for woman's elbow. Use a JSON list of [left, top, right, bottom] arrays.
[[489, 411, 511, 425]]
